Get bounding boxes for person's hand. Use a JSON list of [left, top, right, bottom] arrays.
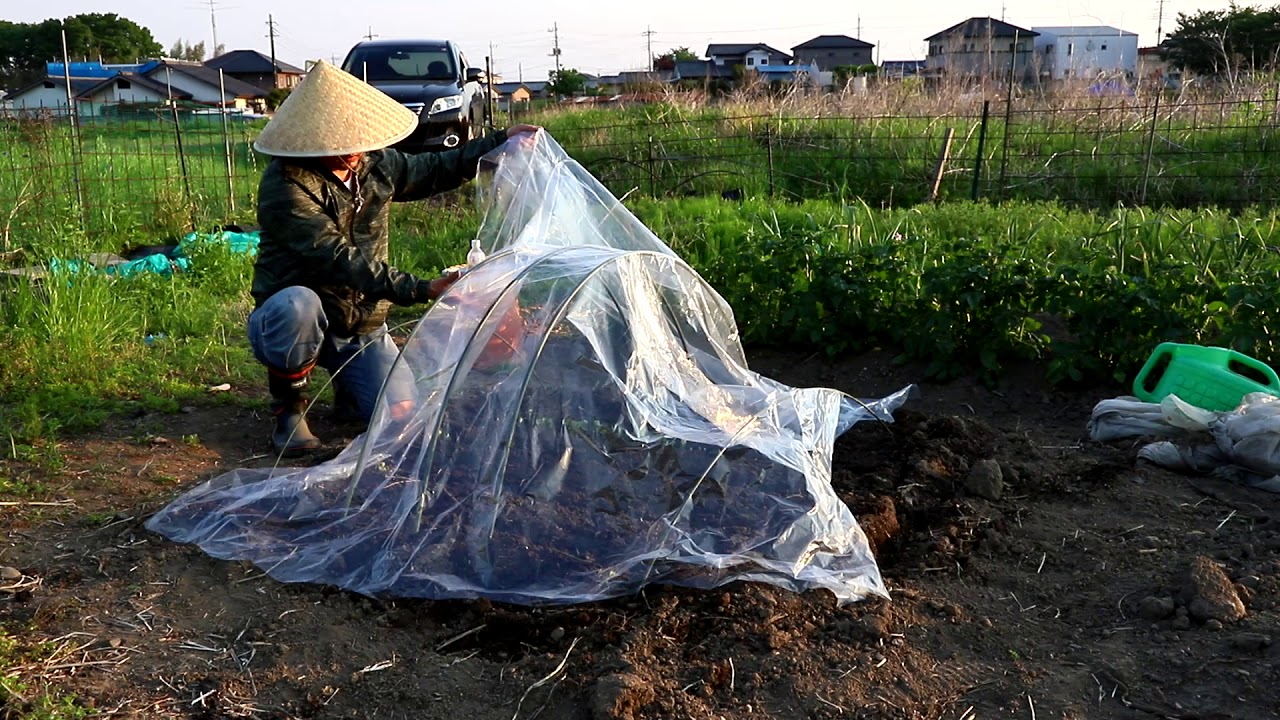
[[427, 269, 462, 299], [506, 124, 542, 148]]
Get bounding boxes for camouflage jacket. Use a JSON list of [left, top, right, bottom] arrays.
[[252, 130, 508, 336]]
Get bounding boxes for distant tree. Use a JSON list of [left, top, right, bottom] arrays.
[[832, 64, 858, 85], [266, 87, 291, 110], [653, 46, 699, 72], [547, 68, 587, 96], [169, 38, 206, 61], [212, 43, 225, 59], [0, 13, 161, 90], [1162, 4, 1280, 75]]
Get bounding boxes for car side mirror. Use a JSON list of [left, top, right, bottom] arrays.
[[466, 67, 486, 83]]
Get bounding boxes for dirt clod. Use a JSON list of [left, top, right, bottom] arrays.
[[1172, 615, 1192, 630], [0, 566, 20, 582], [1138, 596, 1176, 621], [965, 459, 1004, 500], [1182, 556, 1248, 624], [592, 673, 655, 720]]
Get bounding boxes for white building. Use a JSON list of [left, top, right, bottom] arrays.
[[1032, 26, 1139, 81], [142, 61, 265, 109], [77, 74, 186, 116]]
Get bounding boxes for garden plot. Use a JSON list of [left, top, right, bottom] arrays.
[[2, 354, 1277, 719]]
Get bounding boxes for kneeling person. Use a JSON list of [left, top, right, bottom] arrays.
[[248, 60, 538, 455]]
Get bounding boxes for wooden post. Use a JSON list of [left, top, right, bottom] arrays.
[[930, 127, 956, 203], [971, 100, 990, 201]]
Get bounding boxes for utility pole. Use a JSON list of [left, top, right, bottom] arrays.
[[208, 0, 220, 57], [364, 26, 378, 42], [644, 26, 656, 72], [857, 16, 861, 40], [266, 15, 278, 88], [549, 22, 561, 75]]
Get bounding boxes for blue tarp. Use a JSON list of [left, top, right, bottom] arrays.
[[47, 230, 259, 280]]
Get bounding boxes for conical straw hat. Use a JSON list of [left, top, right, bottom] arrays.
[[253, 60, 417, 157]]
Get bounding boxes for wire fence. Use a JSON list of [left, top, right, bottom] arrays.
[[2, 91, 1279, 254], [1, 103, 260, 252], [546, 94, 1280, 209]]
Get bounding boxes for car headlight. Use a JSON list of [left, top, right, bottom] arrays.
[[429, 95, 463, 115]]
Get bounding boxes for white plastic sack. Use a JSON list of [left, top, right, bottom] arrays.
[[145, 133, 912, 605], [1089, 392, 1280, 493]]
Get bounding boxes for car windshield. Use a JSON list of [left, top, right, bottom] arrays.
[[344, 46, 456, 82]]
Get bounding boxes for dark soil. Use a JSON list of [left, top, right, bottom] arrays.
[[2, 348, 1277, 720]]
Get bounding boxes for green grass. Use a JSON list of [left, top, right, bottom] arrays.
[[0, 229, 262, 444]]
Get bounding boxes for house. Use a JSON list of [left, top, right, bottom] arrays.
[[791, 35, 874, 71], [3, 60, 163, 114], [1, 76, 101, 114], [671, 61, 736, 85], [1138, 45, 1183, 89], [706, 43, 792, 69], [594, 75, 623, 94], [617, 70, 670, 88], [755, 63, 827, 87], [143, 60, 267, 110], [1032, 26, 1139, 81], [925, 17, 1039, 81], [204, 49, 305, 91], [77, 73, 192, 115], [495, 81, 534, 106], [880, 60, 926, 78]]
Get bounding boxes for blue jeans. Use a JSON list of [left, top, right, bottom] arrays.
[[248, 286, 416, 420]]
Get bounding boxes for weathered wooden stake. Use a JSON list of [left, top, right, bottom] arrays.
[[930, 127, 956, 204]]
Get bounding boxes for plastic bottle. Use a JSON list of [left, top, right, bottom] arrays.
[[466, 238, 487, 269]]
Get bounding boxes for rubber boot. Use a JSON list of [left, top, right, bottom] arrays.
[[268, 366, 322, 457]]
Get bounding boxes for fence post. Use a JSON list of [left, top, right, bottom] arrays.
[[60, 26, 87, 233], [646, 135, 656, 197], [971, 100, 990, 202], [484, 56, 495, 129], [218, 69, 236, 218], [997, 32, 1018, 202], [170, 103, 196, 231], [1139, 82, 1163, 206], [930, 127, 955, 204], [766, 122, 775, 198]]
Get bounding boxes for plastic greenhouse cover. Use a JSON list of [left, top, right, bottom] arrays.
[[146, 133, 914, 606]]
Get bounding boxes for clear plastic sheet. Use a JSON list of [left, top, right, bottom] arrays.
[[146, 133, 912, 605]]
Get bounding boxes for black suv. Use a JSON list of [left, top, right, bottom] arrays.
[[341, 39, 488, 152]]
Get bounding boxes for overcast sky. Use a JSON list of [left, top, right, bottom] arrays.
[[14, 0, 1237, 79]]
